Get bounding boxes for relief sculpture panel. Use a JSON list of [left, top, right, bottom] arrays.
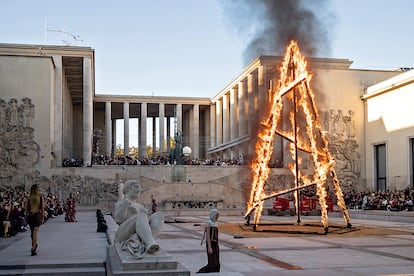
[[323, 109, 360, 190], [0, 98, 39, 181]]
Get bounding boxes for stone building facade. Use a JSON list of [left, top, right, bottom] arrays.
[[0, 43, 411, 212]]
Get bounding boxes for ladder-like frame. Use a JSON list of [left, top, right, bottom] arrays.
[[245, 41, 351, 232]]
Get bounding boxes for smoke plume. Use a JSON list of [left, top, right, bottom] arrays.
[[219, 0, 335, 64]]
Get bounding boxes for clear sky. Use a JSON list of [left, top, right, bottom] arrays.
[[2, 0, 414, 99]]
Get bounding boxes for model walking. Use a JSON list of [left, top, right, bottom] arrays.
[[26, 184, 44, 256]]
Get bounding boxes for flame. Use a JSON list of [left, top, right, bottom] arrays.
[[245, 41, 351, 230]]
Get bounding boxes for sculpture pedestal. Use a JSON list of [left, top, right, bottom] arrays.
[[106, 244, 190, 276]]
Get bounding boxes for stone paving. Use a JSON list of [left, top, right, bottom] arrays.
[[0, 210, 413, 275], [160, 213, 414, 276], [0, 211, 107, 275]]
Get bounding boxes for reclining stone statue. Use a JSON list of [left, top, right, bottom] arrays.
[[114, 179, 164, 258]]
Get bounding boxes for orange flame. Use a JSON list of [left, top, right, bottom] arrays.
[[245, 41, 351, 230]]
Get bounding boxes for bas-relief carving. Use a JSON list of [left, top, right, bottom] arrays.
[[324, 109, 356, 140], [0, 97, 115, 206], [50, 174, 118, 205], [266, 109, 360, 192], [0, 98, 39, 181], [324, 109, 360, 190]]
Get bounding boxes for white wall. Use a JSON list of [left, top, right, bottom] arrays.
[[365, 82, 414, 190]]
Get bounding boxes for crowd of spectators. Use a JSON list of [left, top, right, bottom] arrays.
[[90, 154, 252, 167], [0, 187, 64, 238], [343, 187, 414, 211], [62, 156, 83, 167], [63, 151, 291, 167], [276, 185, 413, 212]]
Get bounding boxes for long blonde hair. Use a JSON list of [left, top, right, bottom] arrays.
[[28, 184, 41, 213]]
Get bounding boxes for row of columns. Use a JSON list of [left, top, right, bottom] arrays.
[[61, 60, 266, 165], [101, 102, 203, 159], [210, 65, 267, 160], [54, 55, 207, 166]]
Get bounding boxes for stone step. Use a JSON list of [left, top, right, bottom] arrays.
[[0, 266, 105, 276], [0, 262, 104, 270]]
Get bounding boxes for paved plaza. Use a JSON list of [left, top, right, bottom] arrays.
[[0, 209, 413, 275]]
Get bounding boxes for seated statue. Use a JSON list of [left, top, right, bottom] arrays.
[[114, 180, 164, 258]]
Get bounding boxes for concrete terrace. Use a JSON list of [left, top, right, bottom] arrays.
[[0, 209, 413, 275]]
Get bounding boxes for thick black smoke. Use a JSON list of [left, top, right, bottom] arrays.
[[219, 0, 335, 64]]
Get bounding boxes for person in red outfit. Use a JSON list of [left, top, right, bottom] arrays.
[[64, 193, 76, 222]]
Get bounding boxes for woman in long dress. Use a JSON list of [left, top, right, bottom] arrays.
[[198, 208, 220, 273]]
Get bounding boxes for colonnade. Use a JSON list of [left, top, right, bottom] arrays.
[[78, 58, 276, 165], [207, 63, 271, 161], [94, 99, 210, 161], [91, 61, 273, 163], [102, 102, 182, 158]]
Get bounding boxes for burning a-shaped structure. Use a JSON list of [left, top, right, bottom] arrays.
[[245, 41, 351, 233]]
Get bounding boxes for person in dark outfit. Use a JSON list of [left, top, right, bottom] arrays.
[[151, 194, 158, 214], [197, 208, 220, 273]]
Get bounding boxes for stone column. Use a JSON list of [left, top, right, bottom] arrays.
[[135, 114, 141, 151], [152, 118, 156, 154], [247, 73, 254, 134], [83, 57, 93, 166], [159, 103, 165, 153], [52, 55, 63, 167], [258, 65, 267, 116], [210, 104, 216, 148], [166, 117, 171, 153], [112, 120, 117, 156], [105, 101, 112, 157], [193, 104, 199, 159], [123, 102, 130, 157], [238, 80, 247, 137], [230, 87, 237, 159], [139, 103, 147, 157], [222, 93, 230, 143], [176, 103, 182, 133], [247, 71, 257, 156], [203, 107, 210, 159], [238, 80, 247, 156], [230, 87, 237, 141], [188, 107, 194, 151], [215, 99, 222, 146]]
